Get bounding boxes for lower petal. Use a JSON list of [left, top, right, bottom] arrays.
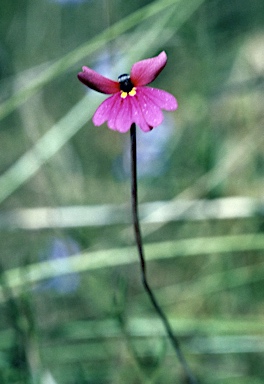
[[141, 87, 178, 111], [114, 98, 133, 133], [130, 97, 152, 132], [93, 95, 117, 126], [93, 94, 134, 133], [136, 88, 164, 127]]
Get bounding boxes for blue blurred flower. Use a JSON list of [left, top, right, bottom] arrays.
[[113, 114, 175, 179], [38, 237, 80, 294]]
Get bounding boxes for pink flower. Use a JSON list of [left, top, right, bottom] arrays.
[[77, 51, 178, 133]]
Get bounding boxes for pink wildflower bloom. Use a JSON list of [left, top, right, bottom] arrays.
[[78, 51, 178, 133]]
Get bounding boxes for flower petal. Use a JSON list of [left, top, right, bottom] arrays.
[[100, 95, 133, 132], [78, 66, 119, 94], [140, 87, 178, 111], [93, 94, 147, 132], [92, 95, 117, 126], [130, 97, 152, 132], [114, 98, 133, 133], [135, 88, 164, 128], [130, 51, 167, 87], [106, 95, 123, 131]]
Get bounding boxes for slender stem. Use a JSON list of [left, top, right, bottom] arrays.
[[130, 123, 197, 384]]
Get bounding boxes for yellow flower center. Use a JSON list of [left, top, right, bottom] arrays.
[[120, 87, 137, 99]]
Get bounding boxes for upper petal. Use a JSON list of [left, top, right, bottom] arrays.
[[78, 66, 120, 94], [130, 51, 167, 87]]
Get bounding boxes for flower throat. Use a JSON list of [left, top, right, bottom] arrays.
[[118, 74, 134, 92], [118, 74, 136, 99]]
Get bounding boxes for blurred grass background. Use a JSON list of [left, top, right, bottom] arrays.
[[0, 0, 264, 382]]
